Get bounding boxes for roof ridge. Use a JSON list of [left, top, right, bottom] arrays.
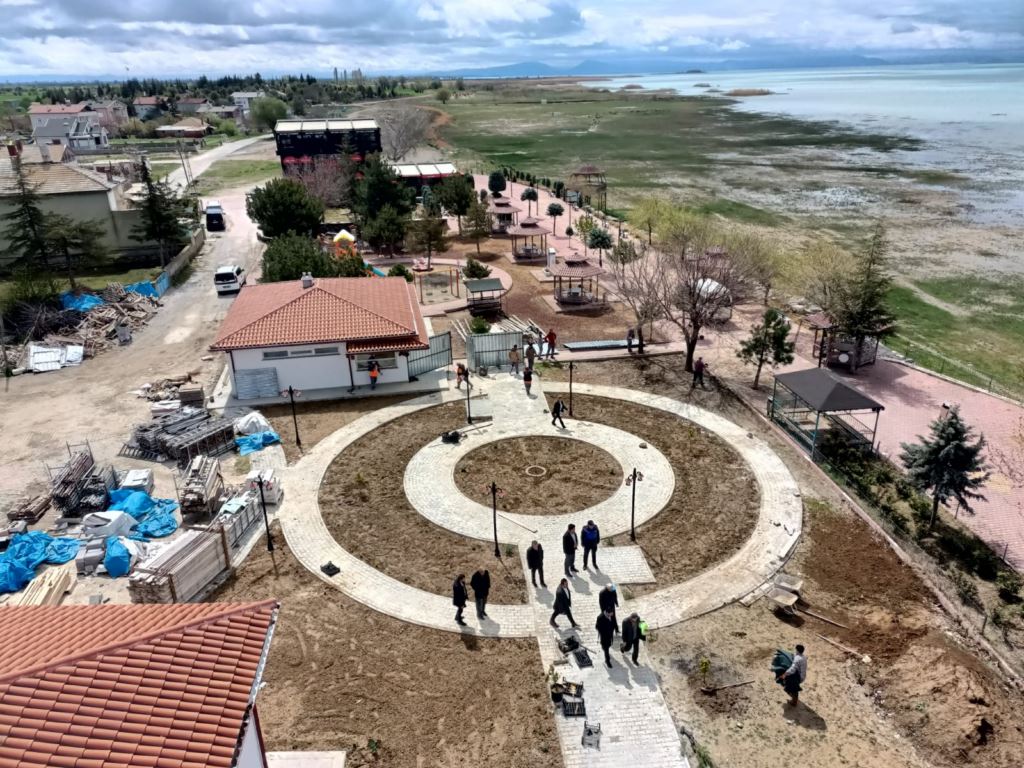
[[0, 599, 278, 687], [323, 280, 417, 337]]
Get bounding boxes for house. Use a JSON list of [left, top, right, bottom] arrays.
[[32, 115, 109, 149], [273, 118, 382, 173], [132, 95, 165, 120], [391, 162, 459, 191], [88, 99, 130, 127], [176, 96, 210, 114], [0, 601, 279, 768], [211, 275, 430, 399], [231, 90, 265, 114], [27, 102, 98, 132], [199, 103, 243, 122], [156, 116, 215, 138]]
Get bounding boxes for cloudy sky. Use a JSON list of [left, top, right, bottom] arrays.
[[0, 0, 1021, 76]]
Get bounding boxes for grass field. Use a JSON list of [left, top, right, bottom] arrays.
[[193, 159, 280, 194], [148, 161, 181, 180]]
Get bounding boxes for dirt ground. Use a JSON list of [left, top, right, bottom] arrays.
[[213, 527, 561, 768], [453, 436, 621, 514], [319, 402, 527, 603]]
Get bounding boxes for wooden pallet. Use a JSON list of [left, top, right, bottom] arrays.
[[12, 563, 76, 606]]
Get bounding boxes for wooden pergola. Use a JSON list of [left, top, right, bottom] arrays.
[[568, 163, 607, 210], [507, 217, 551, 262], [805, 311, 888, 372], [549, 254, 605, 305], [486, 196, 521, 234]]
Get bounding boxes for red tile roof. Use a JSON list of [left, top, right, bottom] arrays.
[[211, 277, 429, 352], [0, 601, 278, 768], [133, 96, 163, 106]]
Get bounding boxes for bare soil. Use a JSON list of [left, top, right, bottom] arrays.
[[319, 402, 527, 603], [548, 393, 760, 592], [212, 527, 561, 768], [453, 436, 621, 514]]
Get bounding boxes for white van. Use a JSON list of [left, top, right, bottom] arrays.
[[214, 264, 246, 294]]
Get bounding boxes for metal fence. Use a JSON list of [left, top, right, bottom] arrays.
[[408, 332, 452, 377], [467, 329, 525, 371]]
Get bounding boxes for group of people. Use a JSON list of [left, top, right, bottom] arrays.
[[451, 567, 492, 625], [551, 580, 648, 668], [562, 520, 601, 576]]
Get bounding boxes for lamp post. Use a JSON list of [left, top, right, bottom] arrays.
[[625, 467, 644, 542], [489, 481, 505, 559], [568, 361, 575, 416], [281, 386, 302, 450], [466, 376, 473, 424], [255, 473, 274, 552]]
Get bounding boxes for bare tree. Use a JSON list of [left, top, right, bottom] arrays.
[[377, 104, 431, 161], [788, 238, 855, 314], [293, 156, 355, 209], [606, 240, 662, 354]]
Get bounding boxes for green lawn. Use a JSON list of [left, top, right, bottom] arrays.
[[148, 161, 181, 180], [193, 159, 281, 194]]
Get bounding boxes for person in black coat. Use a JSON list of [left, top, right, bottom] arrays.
[[621, 612, 645, 664], [598, 584, 619, 621], [526, 540, 546, 588], [550, 578, 579, 629], [595, 609, 619, 668], [452, 573, 468, 626], [470, 567, 491, 619], [562, 524, 579, 578], [551, 397, 567, 429]]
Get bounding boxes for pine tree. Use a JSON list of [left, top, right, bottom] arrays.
[[45, 215, 109, 290], [900, 406, 990, 530], [435, 175, 474, 235], [406, 217, 448, 269], [737, 308, 795, 389], [351, 154, 413, 224], [2, 158, 51, 271], [835, 223, 896, 371], [132, 163, 187, 268], [465, 199, 492, 255]]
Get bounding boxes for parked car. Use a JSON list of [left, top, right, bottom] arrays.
[[214, 264, 246, 294], [205, 200, 225, 231]]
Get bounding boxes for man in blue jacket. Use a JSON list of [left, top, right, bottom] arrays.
[[581, 519, 601, 570]]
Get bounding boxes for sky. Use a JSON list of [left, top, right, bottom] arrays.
[[0, 0, 1021, 76]]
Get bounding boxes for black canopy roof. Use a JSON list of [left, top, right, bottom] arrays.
[[775, 368, 884, 413], [464, 278, 504, 293]]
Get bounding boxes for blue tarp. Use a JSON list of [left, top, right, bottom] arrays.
[[107, 489, 180, 540], [103, 536, 132, 578], [60, 292, 104, 312], [125, 280, 159, 298], [133, 511, 178, 538], [0, 531, 80, 594], [235, 430, 281, 456]]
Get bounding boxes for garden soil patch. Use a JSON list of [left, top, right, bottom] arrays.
[[213, 529, 560, 768], [454, 436, 621, 514], [320, 402, 527, 602]]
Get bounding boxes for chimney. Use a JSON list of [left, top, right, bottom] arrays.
[[38, 143, 51, 163], [301, 272, 314, 289]]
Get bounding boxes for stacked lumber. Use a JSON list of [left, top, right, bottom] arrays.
[[7, 493, 51, 523], [128, 529, 230, 603], [180, 455, 225, 519], [51, 451, 95, 512], [102, 282, 127, 302], [11, 564, 76, 606], [41, 292, 159, 355]]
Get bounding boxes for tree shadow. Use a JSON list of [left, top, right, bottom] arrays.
[[782, 702, 827, 731]]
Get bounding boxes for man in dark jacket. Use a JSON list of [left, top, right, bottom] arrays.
[[598, 584, 619, 621], [562, 524, 579, 578], [470, 567, 491, 619], [621, 612, 646, 664], [551, 397, 567, 429], [526, 540, 546, 588], [581, 519, 600, 570], [595, 609, 619, 668], [452, 573, 468, 626], [550, 578, 579, 629]]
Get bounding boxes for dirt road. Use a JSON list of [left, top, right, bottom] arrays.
[[0, 143, 265, 504]]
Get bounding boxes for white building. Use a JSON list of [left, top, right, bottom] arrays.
[[211, 275, 430, 399], [230, 90, 266, 114]]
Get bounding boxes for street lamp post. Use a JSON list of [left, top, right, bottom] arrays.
[[625, 467, 644, 542], [489, 481, 504, 559], [466, 377, 473, 424], [255, 474, 274, 552], [568, 361, 574, 416], [281, 386, 302, 450]]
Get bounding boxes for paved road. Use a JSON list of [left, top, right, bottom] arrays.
[[166, 134, 269, 191]]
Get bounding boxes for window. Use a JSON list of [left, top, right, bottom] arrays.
[[289, 349, 313, 357], [314, 347, 340, 356], [355, 352, 398, 371], [262, 350, 287, 360]]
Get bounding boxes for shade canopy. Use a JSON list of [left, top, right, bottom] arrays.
[[506, 219, 551, 237], [774, 368, 884, 413], [464, 278, 504, 294], [549, 259, 605, 278]]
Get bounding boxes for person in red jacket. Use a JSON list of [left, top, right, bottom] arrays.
[[544, 328, 557, 359]]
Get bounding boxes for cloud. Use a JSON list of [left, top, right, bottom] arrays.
[[0, 0, 1020, 75]]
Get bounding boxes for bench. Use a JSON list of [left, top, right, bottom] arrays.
[[563, 340, 632, 352]]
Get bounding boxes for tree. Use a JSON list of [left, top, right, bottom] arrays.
[[734, 231, 783, 305], [250, 97, 288, 131], [520, 187, 538, 216], [463, 257, 491, 279], [388, 263, 414, 282], [546, 202, 564, 238], [465, 199, 492, 255], [44, 215, 109, 290], [363, 204, 408, 255], [737, 308, 795, 389], [629, 196, 672, 245], [406, 217, 448, 268], [351, 154, 413, 225], [132, 163, 188, 268], [2, 158, 51, 273], [293, 154, 355, 209], [607, 240, 660, 354], [434, 175, 474, 235], [261, 234, 339, 282], [435, 87, 451, 104], [900, 406, 990, 530], [246, 177, 324, 239], [377, 104, 431, 161], [488, 171, 506, 197], [834, 223, 896, 371], [587, 227, 613, 266], [789, 238, 855, 314], [576, 214, 595, 256]]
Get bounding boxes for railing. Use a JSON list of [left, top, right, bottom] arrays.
[[882, 336, 1024, 404]]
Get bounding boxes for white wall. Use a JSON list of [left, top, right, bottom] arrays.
[[236, 712, 267, 768], [230, 342, 412, 394]]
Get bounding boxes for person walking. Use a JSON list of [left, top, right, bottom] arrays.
[[523, 366, 534, 397], [368, 356, 380, 390], [544, 328, 558, 359], [778, 644, 808, 706], [562, 524, 579, 578], [508, 344, 521, 376], [526, 540, 546, 588], [581, 519, 600, 570], [598, 584, 619, 621], [452, 573, 468, 626], [551, 397, 567, 429], [596, 609, 619, 668], [620, 612, 646, 664], [456, 362, 472, 390], [525, 341, 537, 370], [550, 578, 579, 629], [470, 567, 491, 619], [626, 327, 635, 354], [691, 356, 708, 390]]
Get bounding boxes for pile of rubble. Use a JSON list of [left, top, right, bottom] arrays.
[[46, 289, 159, 354]]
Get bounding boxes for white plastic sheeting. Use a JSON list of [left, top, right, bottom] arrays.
[[28, 344, 84, 373]]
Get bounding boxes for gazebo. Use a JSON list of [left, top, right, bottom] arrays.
[[487, 196, 521, 234], [507, 217, 551, 262], [568, 163, 607, 210], [550, 254, 605, 306], [464, 277, 505, 315], [805, 311, 886, 371], [770, 368, 884, 461]]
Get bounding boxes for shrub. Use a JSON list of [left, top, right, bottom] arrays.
[[949, 568, 980, 607], [996, 570, 1022, 602], [387, 263, 414, 282], [565, 226, 574, 237], [468, 316, 491, 335], [462, 257, 491, 279]]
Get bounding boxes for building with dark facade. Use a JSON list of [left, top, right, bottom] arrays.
[[273, 118, 382, 172]]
